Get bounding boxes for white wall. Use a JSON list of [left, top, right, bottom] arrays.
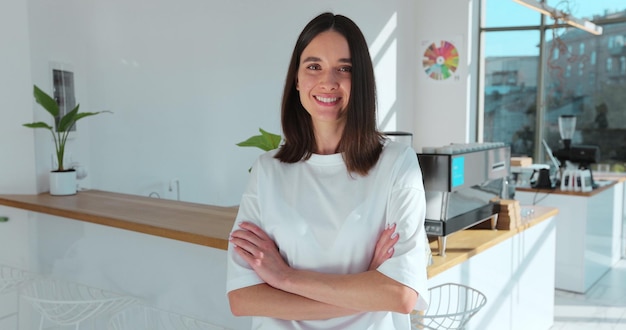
[[0, 0, 39, 278], [414, 0, 480, 150], [0, 4, 39, 327], [11, 0, 478, 206], [0, 0, 37, 195], [81, 1, 421, 206]]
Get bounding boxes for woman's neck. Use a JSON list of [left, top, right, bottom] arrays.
[[313, 122, 344, 155]]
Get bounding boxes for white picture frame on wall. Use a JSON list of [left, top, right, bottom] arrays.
[[48, 61, 78, 169], [48, 61, 77, 133]]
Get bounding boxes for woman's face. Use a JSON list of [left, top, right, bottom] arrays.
[[297, 30, 352, 128]]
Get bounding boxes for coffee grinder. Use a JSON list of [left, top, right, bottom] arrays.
[[552, 115, 600, 191]]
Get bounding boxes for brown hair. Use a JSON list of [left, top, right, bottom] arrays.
[[274, 12, 383, 175]]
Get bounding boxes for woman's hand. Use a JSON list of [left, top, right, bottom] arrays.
[[368, 223, 399, 270], [230, 221, 291, 289]]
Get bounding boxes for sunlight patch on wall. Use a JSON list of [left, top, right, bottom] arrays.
[[370, 12, 398, 132]]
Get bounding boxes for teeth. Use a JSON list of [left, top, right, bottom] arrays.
[[316, 96, 338, 103]]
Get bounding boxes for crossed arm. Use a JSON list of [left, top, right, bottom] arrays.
[[228, 222, 418, 320]]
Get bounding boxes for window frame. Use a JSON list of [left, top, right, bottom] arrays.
[[478, 1, 626, 163]]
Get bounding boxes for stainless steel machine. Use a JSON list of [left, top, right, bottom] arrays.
[[418, 142, 510, 256]]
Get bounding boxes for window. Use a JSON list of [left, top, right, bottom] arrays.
[[482, 31, 539, 156], [52, 68, 77, 132], [482, 2, 626, 165], [591, 50, 597, 65], [553, 47, 560, 60], [579, 62, 584, 76]]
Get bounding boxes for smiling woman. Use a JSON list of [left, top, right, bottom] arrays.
[[226, 12, 430, 330]]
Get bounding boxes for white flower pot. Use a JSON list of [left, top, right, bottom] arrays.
[[49, 170, 77, 196]]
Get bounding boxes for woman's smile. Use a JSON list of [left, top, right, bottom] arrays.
[[314, 95, 341, 105]]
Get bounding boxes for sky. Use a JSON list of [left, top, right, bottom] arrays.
[[485, 0, 626, 57]]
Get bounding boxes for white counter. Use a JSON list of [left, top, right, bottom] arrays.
[[516, 178, 625, 293], [427, 209, 557, 330]]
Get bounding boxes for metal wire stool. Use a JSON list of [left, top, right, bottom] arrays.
[[0, 265, 36, 326], [108, 304, 230, 330], [21, 277, 138, 330], [410, 283, 487, 330]]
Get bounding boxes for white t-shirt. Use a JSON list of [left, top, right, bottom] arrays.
[[227, 140, 429, 330]]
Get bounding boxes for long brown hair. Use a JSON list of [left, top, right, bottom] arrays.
[[275, 12, 383, 176]]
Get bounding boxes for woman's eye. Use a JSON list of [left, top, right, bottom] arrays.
[[338, 66, 352, 73], [306, 64, 321, 70]]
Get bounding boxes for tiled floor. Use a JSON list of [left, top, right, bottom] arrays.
[[550, 259, 626, 329]]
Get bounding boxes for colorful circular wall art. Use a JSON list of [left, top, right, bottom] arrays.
[[423, 40, 459, 80]]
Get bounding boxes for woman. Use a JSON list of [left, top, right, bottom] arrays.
[[227, 12, 428, 329]]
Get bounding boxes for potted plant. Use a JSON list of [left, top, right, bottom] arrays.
[[236, 128, 281, 151], [236, 128, 282, 172], [23, 85, 110, 196]]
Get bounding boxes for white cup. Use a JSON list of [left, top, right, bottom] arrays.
[[597, 164, 611, 172]]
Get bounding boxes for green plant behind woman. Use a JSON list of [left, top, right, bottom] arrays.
[[23, 85, 110, 171]]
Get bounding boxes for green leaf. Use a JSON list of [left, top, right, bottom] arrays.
[[57, 105, 80, 132], [56, 106, 112, 132], [73, 110, 112, 122], [23, 122, 53, 130], [237, 135, 273, 151], [260, 128, 281, 149], [33, 85, 59, 117], [236, 128, 281, 151]]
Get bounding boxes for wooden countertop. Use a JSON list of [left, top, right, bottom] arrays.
[[0, 190, 558, 279], [427, 205, 558, 278], [0, 190, 237, 250], [516, 175, 624, 197]]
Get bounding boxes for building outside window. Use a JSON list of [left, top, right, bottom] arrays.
[[591, 50, 597, 65], [578, 62, 584, 76], [482, 0, 626, 169]]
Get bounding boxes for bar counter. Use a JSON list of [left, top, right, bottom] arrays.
[[515, 176, 624, 293], [515, 174, 625, 197], [0, 190, 557, 280], [0, 190, 237, 250], [428, 205, 557, 278]]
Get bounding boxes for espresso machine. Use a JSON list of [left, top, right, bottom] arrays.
[[418, 142, 510, 256], [551, 115, 600, 191]]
